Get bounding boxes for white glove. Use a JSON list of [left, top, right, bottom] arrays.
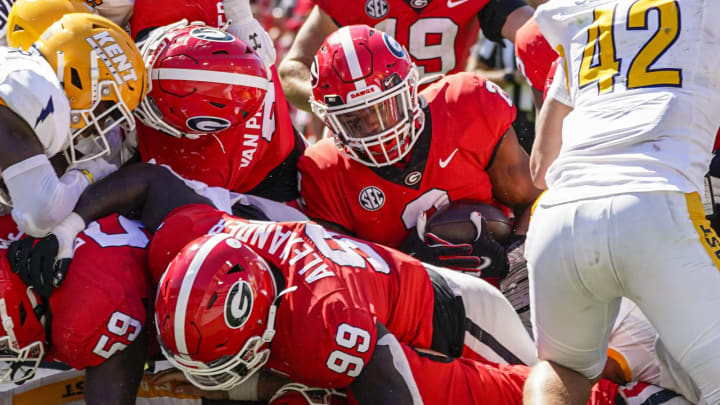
[[68, 157, 118, 184], [224, 0, 276, 70]]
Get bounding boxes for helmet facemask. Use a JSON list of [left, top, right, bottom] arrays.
[[161, 334, 270, 391], [65, 53, 135, 164], [0, 295, 45, 385], [312, 67, 424, 167]]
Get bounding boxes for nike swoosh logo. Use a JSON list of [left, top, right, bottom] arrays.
[[438, 148, 459, 168], [447, 0, 469, 8]]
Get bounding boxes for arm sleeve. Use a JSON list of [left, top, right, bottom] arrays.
[[5, 154, 90, 237], [477, 0, 529, 42]]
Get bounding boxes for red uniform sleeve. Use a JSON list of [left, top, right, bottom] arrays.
[[129, 0, 226, 39], [426, 73, 516, 165], [514, 18, 559, 93], [48, 215, 152, 369], [297, 141, 356, 233], [148, 203, 224, 284]]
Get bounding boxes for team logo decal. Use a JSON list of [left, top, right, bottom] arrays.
[[189, 27, 234, 42], [382, 32, 406, 59], [358, 186, 386, 211], [186, 116, 232, 132], [224, 280, 254, 329], [404, 171, 422, 186], [365, 0, 389, 19], [409, 0, 428, 9], [310, 56, 319, 88]]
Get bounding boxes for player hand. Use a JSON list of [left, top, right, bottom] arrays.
[[68, 157, 118, 184], [8, 235, 71, 297], [229, 17, 277, 71], [400, 212, 509, 280], [7, 213, 84, 297]]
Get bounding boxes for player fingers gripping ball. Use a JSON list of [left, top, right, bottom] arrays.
[[135, 20, 269, 139], [35, 13, 147, 164], [309, 25, 424, 167]]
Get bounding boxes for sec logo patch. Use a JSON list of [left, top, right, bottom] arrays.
[[359, 186, 386, 211], [365, 0, 389, 19]]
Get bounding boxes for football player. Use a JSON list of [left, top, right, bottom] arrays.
[[128, 0, 305, 202], [524, 0, 720, 404], [0, 12, 146, 239], [0, 213, 152, 404], [12, 163, 693, 405], [297, 25, 542, 281], [278, 0, 535, 111]]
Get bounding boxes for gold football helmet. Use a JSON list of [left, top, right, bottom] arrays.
[[6, 0, 95, 51], [35, 13, 147, 163]]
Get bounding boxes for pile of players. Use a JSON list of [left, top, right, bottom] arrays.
[[0, 0, 718, 404]]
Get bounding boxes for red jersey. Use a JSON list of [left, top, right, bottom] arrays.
[[149, 203, 437, 387], [131, 0, 302, 201], [314, 0, 523, 77], [0, 214, 151, 370], [129, 0, 227, 39], [298, 72, 516, 248], [136, 66, 300, 200], [514, 17, 558, 93]]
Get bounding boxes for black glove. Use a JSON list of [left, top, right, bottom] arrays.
[[400, 216, 509, 280], [8, 235, 72, 297]]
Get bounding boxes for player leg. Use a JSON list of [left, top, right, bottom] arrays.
[[426, 264, 537, 366], [614, 192, 720, 404], [84, 330, 148, 405], [524, 197, 624, 402]]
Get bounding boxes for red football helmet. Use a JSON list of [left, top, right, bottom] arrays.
[[0, 264, 47, 384], [269, 383, 347, 405], [310, 24, 424, 167], [135, 20, 269, 138], [154, 233, 279, 390]]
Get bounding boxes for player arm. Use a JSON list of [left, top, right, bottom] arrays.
[[277, 5, 338, 112], [0, 105, 96, 237], [530, 98, 572, 190], [477, 0, 533, 43], [73, 163, 212, 232], [487, 127, 543, 234]]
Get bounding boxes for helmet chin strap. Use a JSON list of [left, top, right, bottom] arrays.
[[261, 286, 297, 343]]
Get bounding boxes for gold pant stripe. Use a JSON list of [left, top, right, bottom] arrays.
[[686, 192, 720, 271]]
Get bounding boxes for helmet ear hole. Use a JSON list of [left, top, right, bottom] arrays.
[[70, 68, 83, 89]]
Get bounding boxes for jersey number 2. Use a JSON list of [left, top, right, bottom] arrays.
[[579, 0, 682, 94]]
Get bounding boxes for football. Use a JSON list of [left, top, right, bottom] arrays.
[[425, 200, 513, 243]]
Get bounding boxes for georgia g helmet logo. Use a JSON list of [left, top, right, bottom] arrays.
[[186, 116, 232, 133], [310, 56, 319, 89], [382, 32, 405, 59], [224, 280, 254, 329], [189, 27, 234, 42]]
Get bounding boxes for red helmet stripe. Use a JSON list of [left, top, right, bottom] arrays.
[[174, 233, 230, 355], [153, 68, 269, 90], [333, 27, 367, 90]]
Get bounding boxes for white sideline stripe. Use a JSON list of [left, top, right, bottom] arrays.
[[153, 68, 269, 90], [377, 334, 424, 405], [336, 29, 367, 90], [174, 234, 229, 354]]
